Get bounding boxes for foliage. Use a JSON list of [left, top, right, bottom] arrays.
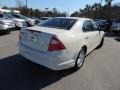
[[71, 2, 120, 19], [1, 0, 120, 19], [2, 6, 67, 18]]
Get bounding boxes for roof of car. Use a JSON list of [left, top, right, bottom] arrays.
[[55, 17, 91, 20]]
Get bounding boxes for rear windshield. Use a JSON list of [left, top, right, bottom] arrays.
[[38, 18, 77, 30]]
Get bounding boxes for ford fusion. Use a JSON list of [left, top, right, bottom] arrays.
[[19, 17, 104, 70]]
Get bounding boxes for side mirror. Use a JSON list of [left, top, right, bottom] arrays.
[[98, 26, 101, 30], [98, 26, 104, 31]]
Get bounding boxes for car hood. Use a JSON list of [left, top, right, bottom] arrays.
[[0, 18, 13, 22], [12, 18, 25, 22], [27, 18, 35, 22]]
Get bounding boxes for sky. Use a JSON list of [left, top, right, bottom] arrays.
[[0, 0, 120, 13]]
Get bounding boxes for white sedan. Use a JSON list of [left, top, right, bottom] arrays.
[[0, 14, 15, 33], [19, 17, 104, 70]]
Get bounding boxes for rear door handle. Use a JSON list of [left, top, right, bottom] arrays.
[[85, 36, 89, 39]]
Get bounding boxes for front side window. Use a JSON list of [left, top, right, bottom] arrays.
[[3, 14, 15, 19], [38, 18, 77, 30]]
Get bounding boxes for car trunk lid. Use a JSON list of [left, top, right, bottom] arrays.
[[20, 26, 67, 52]]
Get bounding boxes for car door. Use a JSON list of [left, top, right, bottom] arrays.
[[82, 20, 100, 52], [91, 20, 101, 45]]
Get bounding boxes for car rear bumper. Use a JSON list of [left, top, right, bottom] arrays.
[[19, 43, 75, 70]]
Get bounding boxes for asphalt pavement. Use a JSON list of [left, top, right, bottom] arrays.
[[0, 31, 120, 90]]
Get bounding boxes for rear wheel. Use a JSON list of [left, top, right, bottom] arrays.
[[96, 38, 104, 49], [74, 48, 86, 70], [114, 31, 119, 35], [15, 24, 21, 30]]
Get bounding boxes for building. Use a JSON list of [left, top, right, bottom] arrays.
[[0, 7, 20, 14], [0, 8, 11, 13]]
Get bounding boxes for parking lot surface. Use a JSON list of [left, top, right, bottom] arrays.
[[0, 31, 120, 90]]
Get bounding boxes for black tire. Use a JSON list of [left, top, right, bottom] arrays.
[[114, 31, 119, 35], [96, 38, 104, 49], [0, 30, 10, 34], [74, 48, 86, 70], [6, 30, 10, 34], [14, 24, 21, 30], [14, 23, 19, 30]]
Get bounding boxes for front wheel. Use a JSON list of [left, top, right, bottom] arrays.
[[74, 49, 85, 70]]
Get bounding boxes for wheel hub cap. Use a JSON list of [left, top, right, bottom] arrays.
[[77, 51, 85, 67]]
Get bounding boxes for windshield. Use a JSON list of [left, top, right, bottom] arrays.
[[3, 13, 15, 19], [13, 14, 30, 19], [41, 17, 50, 20], [0, 14, 7, 19], [38, 18, 77, 30]]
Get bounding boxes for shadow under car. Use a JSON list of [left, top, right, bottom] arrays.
[[0, 54, 76, 90]]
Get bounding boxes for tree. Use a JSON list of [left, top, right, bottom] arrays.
[[71, 11, 79, 17], [105, 0, 113, 19], [2, 6, 9, 9]]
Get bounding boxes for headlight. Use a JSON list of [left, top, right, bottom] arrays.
[[15, 21, 22, 23], [28, 20, 33, 23], [0, 21, 5, 25]]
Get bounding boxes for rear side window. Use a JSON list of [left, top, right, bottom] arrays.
[[83, 21, 94, 32], [83, 20, 97, 32], [38, 18, 77, 30], [91, 21, 98, 30]]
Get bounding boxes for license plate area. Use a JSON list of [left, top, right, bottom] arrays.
[[28, 32, 37, 42]]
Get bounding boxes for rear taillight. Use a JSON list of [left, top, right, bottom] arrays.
[[48, 37, 65, 52]]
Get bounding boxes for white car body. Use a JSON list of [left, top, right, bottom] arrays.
[[111, 19, 120, 32], [12, 18, 27, 28], [26, 18, 35, 26], [19, 17, 104, 70], [1, 13, 27, 28], [0, 18, 15, 31], [13, 14, 35, 26]]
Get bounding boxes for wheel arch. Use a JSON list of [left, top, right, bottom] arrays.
[[81, 45, 87, 55], [74, 44, 87, 61]]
